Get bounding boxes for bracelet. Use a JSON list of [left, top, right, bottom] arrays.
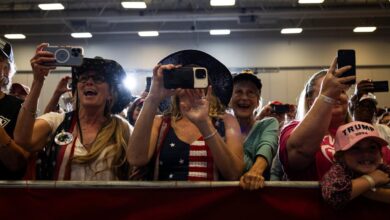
[[319, 94, 338, 105], [203, 130, 218, 140], [21, 104, 37, 118], [362, 174, 377, 192]]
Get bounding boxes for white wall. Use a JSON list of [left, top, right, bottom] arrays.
[[11, 35, 390, 114]]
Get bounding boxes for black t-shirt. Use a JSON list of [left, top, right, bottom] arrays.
[[0, 94, 22, 138], [0, 94, 23, 180]]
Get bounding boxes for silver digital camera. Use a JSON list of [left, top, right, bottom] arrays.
[[43, 46, 84, 67]]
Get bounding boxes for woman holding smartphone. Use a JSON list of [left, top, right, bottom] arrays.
[[14, 43, 132, 180], [278, 57, 390, 181], [127, 50, 244, 181]]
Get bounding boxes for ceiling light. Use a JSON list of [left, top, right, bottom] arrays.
[[4, 34, 26, 39], [138, 31, 159, 37], [210, 0, 235, 6], [121, 1, 147, 9], [209, 29, 231, 35], [71, 32, 93, 38], [353, 26, 377, 33], [38, 3, 65, 10], [298, 0, 324, 4], [281, 28, 303, 34]]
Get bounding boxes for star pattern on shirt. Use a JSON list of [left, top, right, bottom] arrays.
[[179, 158, 184, 164], [170, 142, 175, 148], [169, 173, 173, 179]]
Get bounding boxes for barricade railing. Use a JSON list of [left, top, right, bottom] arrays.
[[0, 181, 389, 220]]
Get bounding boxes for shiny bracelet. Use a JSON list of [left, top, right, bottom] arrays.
[[319, 94, 337, 105], [21, 104, 37, 118], [203, 130, 218, 140], [362, 174, 377, 192]]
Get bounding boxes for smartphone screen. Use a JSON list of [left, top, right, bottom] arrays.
[[372, 81, 389, 93], [337, 49, 356, 84]]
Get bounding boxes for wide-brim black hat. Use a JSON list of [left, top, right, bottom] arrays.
[[71, 58, 132, 114], [158, 50, 233, 109]]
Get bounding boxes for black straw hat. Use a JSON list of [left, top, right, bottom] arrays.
[[71, 57, 132, 114], [158, 50, 233, 107]]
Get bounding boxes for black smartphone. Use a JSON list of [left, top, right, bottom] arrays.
[[43, 46, 84, 67], [271, 104, 290, 114], [163, 67, 209, 89], [337, 49, 356, 84], [371, 81, 389, 93], [145, 77, 152, 92]]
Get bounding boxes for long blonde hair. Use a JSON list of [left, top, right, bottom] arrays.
[[296, 70, 327, 120], [72, 86, 130, 179], [296, 69, 351, 123], [165, 90, 226, 121]]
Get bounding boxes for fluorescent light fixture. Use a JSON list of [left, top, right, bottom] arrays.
[[281, 28, 303, 34], [121, 1, 147, 9], [138, 31, 159, 37], [353, 26, 377, 33], [298, 0, 324, 3], [210, 0, 235, 6], [71, 32, 93, 38], [4, 34, 26, 39], [209, 29, 231, 35], [38, 3, 65, 10]]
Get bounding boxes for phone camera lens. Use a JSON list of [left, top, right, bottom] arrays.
[[195, 69, 207, 79]]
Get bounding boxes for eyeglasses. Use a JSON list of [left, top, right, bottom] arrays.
[[78, 74, 106, 84]]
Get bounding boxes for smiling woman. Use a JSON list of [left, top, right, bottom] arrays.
[[13, 43, 133, 180]]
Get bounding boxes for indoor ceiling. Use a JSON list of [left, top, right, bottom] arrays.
[[1, 0, 390, 42]]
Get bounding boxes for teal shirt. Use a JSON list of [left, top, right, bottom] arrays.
[[243, 117, 279, 173]]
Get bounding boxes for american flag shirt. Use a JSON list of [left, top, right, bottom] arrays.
[[158, 126, 218, 181]]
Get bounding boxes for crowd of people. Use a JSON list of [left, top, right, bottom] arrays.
[[1, 39, 390, 208]]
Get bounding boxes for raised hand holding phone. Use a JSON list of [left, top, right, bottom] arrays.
[[43, 45, 84, 67]]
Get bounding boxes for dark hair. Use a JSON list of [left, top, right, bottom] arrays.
[[127, 98, 144, 125]]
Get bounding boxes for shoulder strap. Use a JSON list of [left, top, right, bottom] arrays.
[[36, 111, 76, 180], [152, 116, 171, 180]]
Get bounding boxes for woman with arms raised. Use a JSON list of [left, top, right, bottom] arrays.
[[127, 50, 244, 180]]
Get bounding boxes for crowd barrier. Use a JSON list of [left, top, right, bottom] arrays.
[[0, 181, 388, 220]]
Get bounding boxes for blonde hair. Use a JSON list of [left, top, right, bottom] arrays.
[[72, 83, 130, 179], [296, 69, 351, 123], [296, 70, 327, 120], [165, 90, 226, 121]]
